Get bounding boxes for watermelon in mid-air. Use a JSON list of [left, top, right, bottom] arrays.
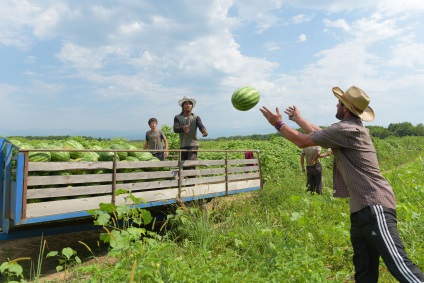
[[231, 86, 260, 111]]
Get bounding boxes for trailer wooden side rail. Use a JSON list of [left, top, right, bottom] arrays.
[[0, 138, 262, 240]]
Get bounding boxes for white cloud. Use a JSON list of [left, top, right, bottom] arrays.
[[296, 33, 307, 43], [388, 43, 424, 68], [323, 18, 351, 32], [291, 14, 312, 24], [264, 42, 280, 51], [286, 0, 385, 12]]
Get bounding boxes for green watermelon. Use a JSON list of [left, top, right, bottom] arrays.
[[231, 86, 260, 111], [63, 140, 85, 159], [9, 139, 22, 146], [98, 151, 119, 161], [109, 144, 128, 160], [44, 143, 72, 162], [135, 152, 154, 161], [126, 144, 139, 157], [34, 142, 49, 148], [91, 145, 103, 150], [81, 152, 99, 162], [51, 151, 71, 162], [28, 152, 51, 162], [19, 143, 33, 149], [125, 156, 139, 162]]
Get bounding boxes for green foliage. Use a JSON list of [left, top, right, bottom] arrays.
[[161, 124, 179, 150], [0, 259, 28, 282], [88, 189, 154, 256], [46, 247, 81, 273]]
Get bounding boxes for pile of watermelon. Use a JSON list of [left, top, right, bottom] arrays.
[[9, 139, 160, 163]]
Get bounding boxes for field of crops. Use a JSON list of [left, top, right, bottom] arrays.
[[1, 135, 424, 282]]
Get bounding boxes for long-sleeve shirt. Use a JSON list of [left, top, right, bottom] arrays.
[[173, 112, 207, 148]]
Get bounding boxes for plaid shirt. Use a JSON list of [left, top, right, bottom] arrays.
[[310, 117, 396, 213]]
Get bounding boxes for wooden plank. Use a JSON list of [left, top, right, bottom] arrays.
[[227, 159, 259, 165], [27, 195, 115, 217], [116, 160, 178, 169], [228, 166, 259, 173], [28, 162, 113, 172], [118, 160, 174, 169], [116, 170, 178, 181], [27, 184, 112, 199], [181, 160, 225, 166], [27, 173, 112, 186], [117, 179, 179, 191], [27, 158, 256, 171], [180, 167, 225, 177], [228, 179, 260, 190], [183, 175, 226, 186], [180, 183, 225, 197], [117, 188, 180, 206], [228, 172, 260, 181]]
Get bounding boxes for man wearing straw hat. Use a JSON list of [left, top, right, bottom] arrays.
[[260, 86, 424, 282], [173, 96, 208, 170]]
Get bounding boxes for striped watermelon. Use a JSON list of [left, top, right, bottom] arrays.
[[98, 151, 119, 161], [51, 151, 71, 162], [109, 144, 128, 160], [81, 152, 99, 162], [28, 152, 51, 162], [63, 140, 85, 159], [44, 143, 72, 162], [231, 86, 260, 111], [136, 152, 154, 161]]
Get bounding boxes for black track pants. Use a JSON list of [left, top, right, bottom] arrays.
[[350, 205, 424, 283]]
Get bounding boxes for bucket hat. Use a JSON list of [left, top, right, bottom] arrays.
[[332, 86, 375, 122], [178, 96, 196, 107]]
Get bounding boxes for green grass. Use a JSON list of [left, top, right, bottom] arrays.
[[2, 136, 424, 282]]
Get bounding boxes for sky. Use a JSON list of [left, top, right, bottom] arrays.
[[1, 0, 424, 139]]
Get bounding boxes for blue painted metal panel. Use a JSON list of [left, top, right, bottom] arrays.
[[0, 138, 5, 230], [2, 142, 13, 234], [12, 153, 25, 224]]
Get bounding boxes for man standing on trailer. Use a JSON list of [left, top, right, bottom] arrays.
[[173, 96, 208, 170], [260, 85, 424, 282]]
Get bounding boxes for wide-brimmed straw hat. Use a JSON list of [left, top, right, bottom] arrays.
[[332, 86, 375, 122], [178, 96, 196, 107]]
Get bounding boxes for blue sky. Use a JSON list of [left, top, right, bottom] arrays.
[[1, 0, 424, 139]]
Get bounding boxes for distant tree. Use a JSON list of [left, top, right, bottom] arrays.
[[367, 126, 392, 139], [414, 123, 424, 136], [388, 122, 415, 137]]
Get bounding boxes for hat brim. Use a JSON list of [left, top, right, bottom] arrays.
[[178, 99, 196, 107], [333, 87, 375, 122]]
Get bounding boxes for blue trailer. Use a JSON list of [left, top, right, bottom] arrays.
[[0, 138, 262, 240]]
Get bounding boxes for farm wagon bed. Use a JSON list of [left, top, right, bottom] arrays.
[[0, 138, 262, 240]]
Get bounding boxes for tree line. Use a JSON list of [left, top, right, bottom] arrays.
[[4, 122, 424, 142], [367, 122, 424, 139], [215, 122, 424, 141]]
